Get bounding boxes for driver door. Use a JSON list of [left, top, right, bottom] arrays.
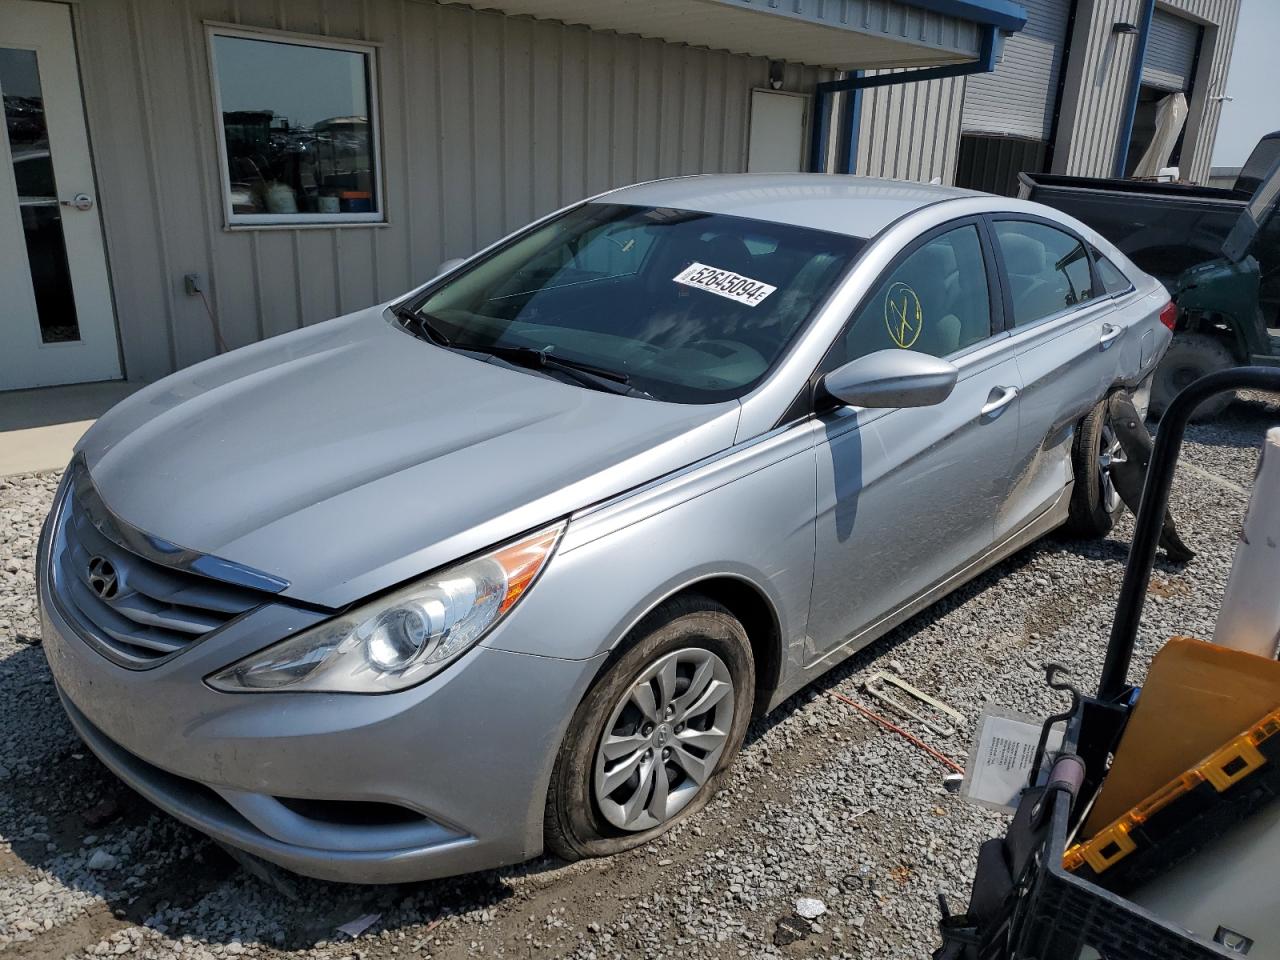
[[807, 220, 1022, 662]]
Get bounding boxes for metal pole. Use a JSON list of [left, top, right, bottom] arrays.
[[1098, 367, 1280, 701]]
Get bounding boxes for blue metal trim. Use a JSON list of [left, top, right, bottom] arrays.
[[808, 86, 832, 172], [900, 0, 1028, 32], [816, 22, 999, 97], [1114, 0, 1156, 177], [809, 20, 1003, 173]]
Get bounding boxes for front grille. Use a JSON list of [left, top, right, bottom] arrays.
[[51, 469, 275, 667]]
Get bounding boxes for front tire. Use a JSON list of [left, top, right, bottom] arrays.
[[1149, 333, 1236, 421], [1062, 399, 1127, 539], [544, 595, 754, 862]]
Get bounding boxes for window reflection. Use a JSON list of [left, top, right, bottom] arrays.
[[1, 46, 80, 343], [211, 34, 379, 220]]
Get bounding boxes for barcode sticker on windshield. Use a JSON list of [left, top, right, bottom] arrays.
[[673, 262, 777, 307]]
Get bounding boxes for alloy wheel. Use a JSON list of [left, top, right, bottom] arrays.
[[592, 647, 736, 832], [1098, 420, 1126, 515]]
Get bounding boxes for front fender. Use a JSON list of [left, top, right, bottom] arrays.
[[477, 423, 819, 678]]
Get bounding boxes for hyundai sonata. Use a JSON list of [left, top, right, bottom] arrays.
[[39, 175, 1172, 882]]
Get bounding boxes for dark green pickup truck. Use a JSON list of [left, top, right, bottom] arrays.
[[1020, 132, 1280, 419]]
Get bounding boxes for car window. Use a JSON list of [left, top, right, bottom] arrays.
[[836, 224, 992, 365], [568, 224, 657, 280], [408, 203, 865, 404], [1093, 251, 1133, 296], [993, 220, 1095, 326]]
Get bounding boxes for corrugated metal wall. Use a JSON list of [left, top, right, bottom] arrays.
[[1172, 0, 1238, 184], [1053, 0, 1141, 178], [1054, 0, 1238, 182], [853, 71, 967, 184], [851, 0, 1238, 189], [71, 0, 834, 381]]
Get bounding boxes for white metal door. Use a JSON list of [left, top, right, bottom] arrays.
[[1, 0, 120, 391], [747, 90, 807, 173]]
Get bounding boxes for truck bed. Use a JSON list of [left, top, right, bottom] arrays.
[[1018, 172, 1248, 286]]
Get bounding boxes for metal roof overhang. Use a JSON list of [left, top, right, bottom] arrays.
[[437, 0, 1028, 71]]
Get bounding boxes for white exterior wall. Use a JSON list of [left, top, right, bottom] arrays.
[[853, 71, 968, 184], [72, 0, 835, 381]]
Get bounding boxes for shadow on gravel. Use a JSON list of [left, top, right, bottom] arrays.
[[741, 534, 1050, 750], [0, 640, 545, 951], [1164, 393, 1280, 450], [742, 512, 1198, 755]]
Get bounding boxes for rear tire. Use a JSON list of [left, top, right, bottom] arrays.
[[1062, 399, 1126, 540], [544, 595, 754, 862], [1149, 333, 1236, 421]]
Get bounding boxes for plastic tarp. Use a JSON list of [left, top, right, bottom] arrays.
[[1133, 92, 1189, 180]]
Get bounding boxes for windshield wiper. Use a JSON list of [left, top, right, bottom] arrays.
[[391, 303, 451, 347], [452, 342, 654, 399]]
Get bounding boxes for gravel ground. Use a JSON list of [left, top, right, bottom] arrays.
[[1, 394, 1277, 960]]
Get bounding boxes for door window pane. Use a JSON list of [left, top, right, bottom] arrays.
[[1, 47, 80, 343], [210, 32, 380, 222], [993, 220, 1096, 326], [838, 224, 992, 364]]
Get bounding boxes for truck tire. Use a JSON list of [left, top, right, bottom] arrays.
[[1062, 399, 1126, 539], [1149, 334, 1236, 421]]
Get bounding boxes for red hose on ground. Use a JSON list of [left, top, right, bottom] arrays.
[[828, 690, 965, 776]]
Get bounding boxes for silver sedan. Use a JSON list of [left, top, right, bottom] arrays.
[[38, 175, 1172, 883]]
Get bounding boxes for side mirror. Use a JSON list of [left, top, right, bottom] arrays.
[[436, 257, 467, 277], [821, 349, 959, 409]]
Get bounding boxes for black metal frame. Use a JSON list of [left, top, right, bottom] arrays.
[[1098, 366, 1280, 701]]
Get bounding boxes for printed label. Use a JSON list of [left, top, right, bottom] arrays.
[[961, 708, 1065, 812], [673, 261, 777, 307]]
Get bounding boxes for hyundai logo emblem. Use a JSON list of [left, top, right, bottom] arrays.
[[87, 556, 119, 600]]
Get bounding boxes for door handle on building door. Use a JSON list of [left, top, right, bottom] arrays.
[[60, 193, 94, 212], [980, 385, 1019, 417], [1100, 322, 1123, 349]]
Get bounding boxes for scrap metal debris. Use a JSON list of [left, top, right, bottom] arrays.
[[863, 671, 964, 738], [336, 914, 381, 939], [1107, 392, 1195, 563]]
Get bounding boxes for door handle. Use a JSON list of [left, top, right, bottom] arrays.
[[980, 385, 1019, 417], [1099, 322, 1124, 349], [60, 193, 94, 212]]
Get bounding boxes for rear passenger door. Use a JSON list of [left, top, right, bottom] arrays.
[[988, 217, 1124, 540], [808, 220, 1023, 661]]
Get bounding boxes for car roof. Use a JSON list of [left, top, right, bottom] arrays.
[[599, 174, 982, 240]]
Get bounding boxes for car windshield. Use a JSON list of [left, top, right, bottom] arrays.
[[403, 203, 865, 403]]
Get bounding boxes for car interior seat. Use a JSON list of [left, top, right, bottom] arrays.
[[999, 232, 1064, 323], [909, 242, 962, 356], [636, 234, 759, 350]]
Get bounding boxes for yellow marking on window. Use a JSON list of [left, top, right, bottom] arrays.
[[884, 282, 923, 349]]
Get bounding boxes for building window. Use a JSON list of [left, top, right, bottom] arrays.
[[207, 27, 382, 225]]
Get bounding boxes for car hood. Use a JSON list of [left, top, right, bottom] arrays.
[[78, 308, 740, 607]]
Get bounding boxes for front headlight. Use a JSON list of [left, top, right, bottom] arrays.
[[206, 522, 564, 694]]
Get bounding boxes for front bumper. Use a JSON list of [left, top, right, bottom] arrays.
[[39, 537, 604, 884]]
